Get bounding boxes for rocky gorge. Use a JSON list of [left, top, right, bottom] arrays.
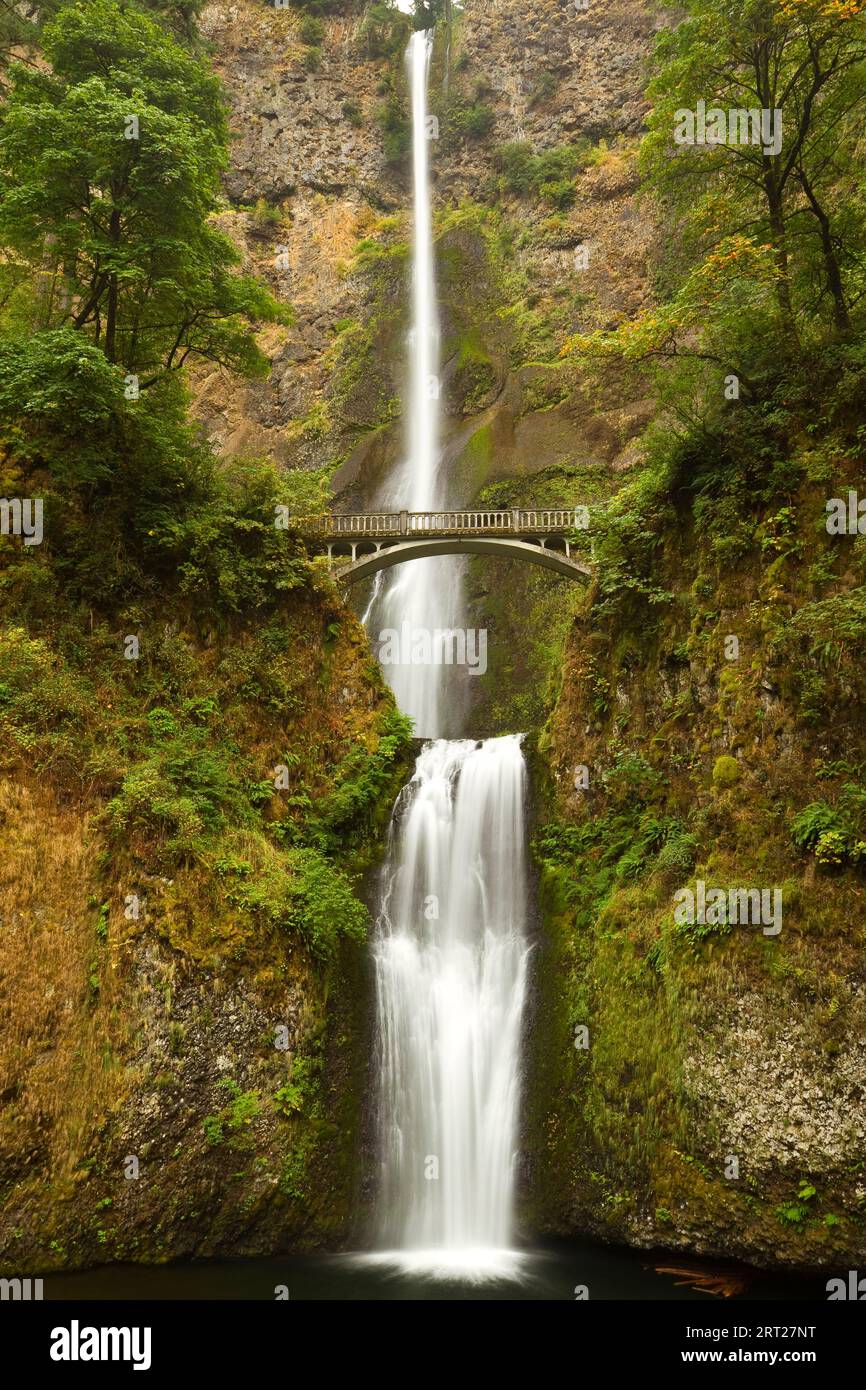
[[1, 0, 865, 1282]]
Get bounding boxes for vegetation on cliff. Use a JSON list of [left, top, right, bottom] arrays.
[[0, 0, 411, 1273], [2, 0, 865, 1280], [528, 0, 866, 1267]]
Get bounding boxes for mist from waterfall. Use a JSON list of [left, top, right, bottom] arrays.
[[363, 30, 530, 1282]]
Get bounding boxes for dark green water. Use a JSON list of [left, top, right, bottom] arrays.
[[40, 1240, 825, 1301]]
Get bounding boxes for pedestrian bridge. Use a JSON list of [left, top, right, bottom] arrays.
[[296, 507, 592, 583]]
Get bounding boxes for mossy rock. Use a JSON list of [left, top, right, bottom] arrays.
[[712, 754, 741, 788]]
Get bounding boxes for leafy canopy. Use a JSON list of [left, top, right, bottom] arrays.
[[0, 0, 288, 382]]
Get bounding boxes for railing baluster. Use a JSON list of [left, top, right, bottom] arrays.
[[308, 505, 588, 546]]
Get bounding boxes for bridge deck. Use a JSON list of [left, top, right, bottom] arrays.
[[292, 507, 592, 583], [300, 507, 588, 540]]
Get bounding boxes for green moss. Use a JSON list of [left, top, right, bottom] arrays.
[[711, 754, 741, 788]]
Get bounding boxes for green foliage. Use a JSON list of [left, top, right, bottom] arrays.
[[789, 588, 866, 667], [673, 901, 733, 951], [0, 331, 316, 610], [533, 799, 687, 914], [791, 786, 866, 867], [203, 1113, 224, 1146], [95, 903, 110, 940], [539, 178, 575, 211], [776, 1180, 818, 1230], [104, 723, 250, 865], [249, 197, 283, 235], [584, 467, 675, 625], [0, 0, 287, 381], [274, 1052, 322, 1117], [281, 706, 413, 855], [527, 70, 557, 108], [643, 0, 866, 339], [359, 1, 410, 58], [601, 749, 664, 806], [377, 91, 410, 165], [654, 828, 697, 878], [298, 13, 324, 43], [493, 140, 591, 204], [203, 1079, 261, 1147], [0, 328, 137, 487], [0, 627, 93, 760], [451, 102, 495, 139], [216, 846, 368, 959]]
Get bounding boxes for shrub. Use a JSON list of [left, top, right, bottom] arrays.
[[218, 845, 368, 960], [453, 102, 495, 139], [494, 140, 591, 202], [359, 1, 409, 59], [528, 71, 557, 107], [655, 829, 697, 877], [274, 1052, 322, 1117], [249, 197, 282, 235], [0, 629, 93, 762], [539, 178, 575, 210], [298, 14, 324, 44], [790, 787, 866, 867], [601, 750, 664, 806], [377, 95, 410, 165]]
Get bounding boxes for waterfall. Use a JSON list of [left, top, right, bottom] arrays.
[[363, 30, 530, 1281], [372, 737, 530, 1277], [365, 29, 463, 740]]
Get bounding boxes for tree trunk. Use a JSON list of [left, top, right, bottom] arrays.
[[798, 168, 850, 332], [762, 164, 799, 348], [104, 207, 121, 362]]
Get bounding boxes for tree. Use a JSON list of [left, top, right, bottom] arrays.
[[562, 235, 780, 401], [643, 0, 866, 341], [0, 0, 288, 385]]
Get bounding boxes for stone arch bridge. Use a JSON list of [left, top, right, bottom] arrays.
[[297, 508, 592, 583]]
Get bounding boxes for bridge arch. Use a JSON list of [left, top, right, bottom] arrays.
[[331, 536, 591, 584]]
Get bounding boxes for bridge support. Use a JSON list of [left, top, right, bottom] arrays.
[[331, 536, 591, 585]]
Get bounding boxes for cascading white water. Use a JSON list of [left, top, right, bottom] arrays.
[[365, 29, 463, 740], [372, 737, 530, 1278], [364, 30, 530, 1281]]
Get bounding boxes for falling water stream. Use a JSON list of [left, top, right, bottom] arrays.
[[363, 30, 531, 1281], [365, 29, 463, 738]]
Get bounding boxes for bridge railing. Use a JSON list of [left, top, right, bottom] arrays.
[[315, 513, 397, 535], [298, 508, 589, 538]]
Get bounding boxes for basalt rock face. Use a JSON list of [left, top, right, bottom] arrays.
[[193, 1, 399, 467], [193, 0, 660, 467], [193, 0, 663, 732], [0, 595, 408, 1275]]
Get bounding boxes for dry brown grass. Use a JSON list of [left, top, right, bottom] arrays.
[[0, 778, 128, 1196]]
